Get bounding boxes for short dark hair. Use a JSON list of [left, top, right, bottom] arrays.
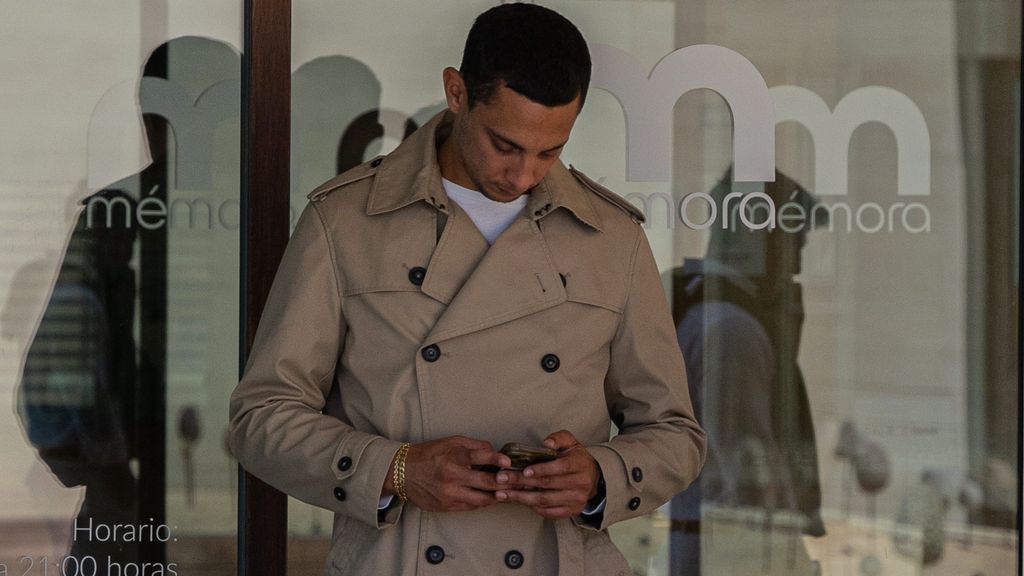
[[460, 3, 592, 109]]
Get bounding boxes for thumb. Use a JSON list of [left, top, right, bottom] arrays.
[[544, 430, 579, 451]]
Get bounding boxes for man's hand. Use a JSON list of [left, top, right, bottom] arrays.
[[384, 436, 511, 513], [494, 430, 601, 519]]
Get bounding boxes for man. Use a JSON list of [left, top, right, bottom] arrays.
[[229, 4, 705, 574]]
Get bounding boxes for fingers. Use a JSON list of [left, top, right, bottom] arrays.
[[498, 445, 579, 482], [448, 435, 494, 451], [463, 469, 505, 492], [494, 445, 601, 518], [403, 436, 510, 513], [453, 486, 500, 508], [433, 454, 505, 491], [413, 483, 498, 512], [524, 456, 573, 478], [543, 429, 580, 450], [495, 488, 587, 514], [407, 435, 595, 515], [466, 447, 512, 469], [494, 446, 588, 487], [496, 468, 566, 490], [448, 437, 510, 469]]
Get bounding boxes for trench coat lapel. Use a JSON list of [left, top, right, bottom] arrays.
[[424, 210, 567, 344], [363, 111, 485, 308], [367, 111, 588, 343], [418, 202, 488, 306]]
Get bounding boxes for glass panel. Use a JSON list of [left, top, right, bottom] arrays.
[[282, 1, 1021, 575], [1, 5, 242, 575]]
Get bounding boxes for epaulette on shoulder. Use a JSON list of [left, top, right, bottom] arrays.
[[306, 156, 383, 202], [568, 166, 645, 224]]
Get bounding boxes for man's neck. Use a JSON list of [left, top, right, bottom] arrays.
[[436, 129, 477, 191]]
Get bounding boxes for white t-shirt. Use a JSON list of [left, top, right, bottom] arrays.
[[442, 178, 529, 244]]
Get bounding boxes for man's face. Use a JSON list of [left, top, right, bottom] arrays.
[[442, 69, 580, 202]]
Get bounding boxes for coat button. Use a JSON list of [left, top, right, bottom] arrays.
[[425, 545, 445, 564], [333, 487, 346, 501], [337, 456, 352, 471], [505, 550, 524, 569], [540, 353, 560, 372], [370, 157, 382, 168], [632, 467, 643, 482], [421, 345, 441, 362], [628, 497, 641, 511], [408, 267, 427, 286]]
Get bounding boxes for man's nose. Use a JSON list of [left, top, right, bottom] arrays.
[[507, 155, 542, 194]]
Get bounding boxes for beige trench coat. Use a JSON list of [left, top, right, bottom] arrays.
[[229, 112, 706, 575]]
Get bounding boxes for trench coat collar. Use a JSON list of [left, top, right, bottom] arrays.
[[422, 201, 568, 343], [366, 111, 604, 233], [365, 112, 448, 216]]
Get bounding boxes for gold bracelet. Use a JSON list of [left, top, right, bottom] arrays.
[[393, 443, 412, 503]]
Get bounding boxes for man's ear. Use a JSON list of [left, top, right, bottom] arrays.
[[442, 67, 466, 113]]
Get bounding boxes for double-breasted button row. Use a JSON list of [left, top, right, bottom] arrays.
[[408, 266, 427, 286], [422, 545, 523, 568], [425, 545, 445, 565], [333, 487, 347, 501], [422, 346, 558, 371], [628, 496, 641, 511], [422, 345, 441, 362]]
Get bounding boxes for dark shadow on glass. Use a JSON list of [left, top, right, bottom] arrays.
[[9, 35, 243, 568], [291, 53, 445, 207], [338, 109, 418, 174], [292, 55, 383, 203], [15, 188, 140, 562]]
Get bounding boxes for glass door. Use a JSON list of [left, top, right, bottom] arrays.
[[0, 4, 244, 574], [277, 1, 1021, 575]]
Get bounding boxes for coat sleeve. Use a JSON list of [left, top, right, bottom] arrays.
[[578, 226, 708, 530], [228, 202, 405, 529]]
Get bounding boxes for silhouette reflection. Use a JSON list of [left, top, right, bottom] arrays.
[[670, 169, 826, 575], [17, 189, 140, 562], [10, 36, 241, 565]]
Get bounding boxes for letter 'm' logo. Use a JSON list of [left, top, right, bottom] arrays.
[[770, 86, 930, 196], [591, 43, 776, 183]]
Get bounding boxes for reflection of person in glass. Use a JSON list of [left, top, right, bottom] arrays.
[[670, 169, 825, 574], [229, 4, 705, 574], [12, 36, 240, 565], [15, 190, 139, 562]]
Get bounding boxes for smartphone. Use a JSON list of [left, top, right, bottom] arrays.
[[499, 442, 558, 470], [471, 442, 558, 472]]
